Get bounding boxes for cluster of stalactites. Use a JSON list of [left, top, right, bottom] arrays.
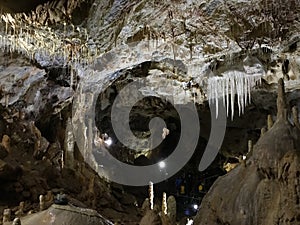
[[207, 71, 262, 119], [0, 13, 98, 68]]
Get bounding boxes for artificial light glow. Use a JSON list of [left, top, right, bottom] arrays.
[[242, 155, 247, 160], [104, 137, 113, 146], [159, 161, 166, 169], [186, 218, 194, 225], [193, 204, 199, 210]]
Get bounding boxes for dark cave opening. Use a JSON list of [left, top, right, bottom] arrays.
[[90, 58, 278, 219], [93, 71, 229, 220], [95, 85, 182, 165]]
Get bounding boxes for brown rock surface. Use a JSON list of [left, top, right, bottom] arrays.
[[194, 79, 300, 225], [139, 209, 162, 225], [0, 159, 16, 180], [0, 144, 8, 159], [19, 204, 112, 225]]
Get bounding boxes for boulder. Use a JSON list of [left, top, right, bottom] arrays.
[[20, 204, 113, 225]]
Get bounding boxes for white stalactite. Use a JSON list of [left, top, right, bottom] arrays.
[[207, 71, 262, 119]]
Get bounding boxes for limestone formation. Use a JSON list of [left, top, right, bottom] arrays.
[[30, 122, 49, 159], [149, 182, 154, 210], [292, 106, 300, 129], [267, 114, 273, 130], [161, 193, 167, 216], [1, 134, 10, 153], [0, 143, 8, 159], [194, 79, 300, 225], [276, 78, 288, 120], [260, 127, 267, 136], [20, 204, 111, 225], [0, 1, 299, 225], [3, 208, 11, 223], [0, 159, 17, 180], [12, 217, 21, 225], [15, 202, 25, 217], [139, 209, 162, 225], [161, 193, 172, 225], [248, 140, 253, 153], [166, 196, 176, 224], [141, 198, 150, 215], [45, 191, 54, 204], [39, 195, 45, 211], [64, 118, 75, 169]]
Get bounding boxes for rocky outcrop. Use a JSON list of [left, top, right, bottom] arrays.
[[0, 0, 49, 13], [194, 79, 300, 225], [0, 0, 89, 25], [18, 204, 112, 225], [0, 52, 140, 224]]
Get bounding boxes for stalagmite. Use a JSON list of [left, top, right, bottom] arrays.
[[39, 195, 45, 211], [162, 192, 167, 215], [3, 208, 11, 223], [12, 217, 21, 225], [261, 127, 267, 136], [248, 140, 253, 153], [61, 149, 64, 170], [2, 135, 11, 153], [277, 78, 287, 120], [167, 196, 176, 223], [64, 118, 75, 169], [15, 202, 25, 217], [149, 182, 154, 210], [45, 191, 54, 203], [141, 198, 150, 214], [267, 115, 274, 130]]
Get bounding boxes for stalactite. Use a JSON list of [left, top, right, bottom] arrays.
[[0, 12, 97, 69], [226, 76, 229, 116], [207, 71, 262, 119], [230, 76, 235, 120]]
